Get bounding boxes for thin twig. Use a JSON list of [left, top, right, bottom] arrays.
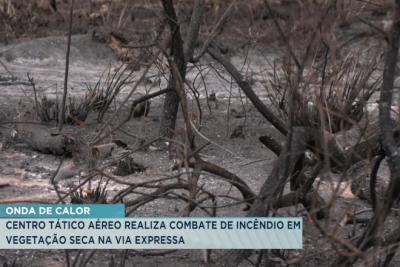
[[27, 73, 39, 119], [58, 0, 74, 131]]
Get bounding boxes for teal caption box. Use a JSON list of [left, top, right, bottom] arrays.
[[0, 217, 302, 249], [0, 204, 125, 218]]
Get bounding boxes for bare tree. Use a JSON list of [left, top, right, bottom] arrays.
[[159, 0, 204, 138], [333, 1, 400, 266]]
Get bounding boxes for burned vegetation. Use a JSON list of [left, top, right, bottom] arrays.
[[2, 0, 400, 266]]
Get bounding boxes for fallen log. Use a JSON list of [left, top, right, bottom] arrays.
[[91, 143, 116, 160], [16, 111, 71, 155]]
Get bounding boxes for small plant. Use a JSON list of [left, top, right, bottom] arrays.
[[35, 94, 93, 126], [36, 95, 59, 122], [70, 180, 108, 204], [84, 63, 138, 122], [265, 42, 380, 133]]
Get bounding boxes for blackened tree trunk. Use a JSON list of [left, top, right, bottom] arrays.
[[159, 0, 204, 138], [159, 0, 187, 138], [332, 3, 400, 266]]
